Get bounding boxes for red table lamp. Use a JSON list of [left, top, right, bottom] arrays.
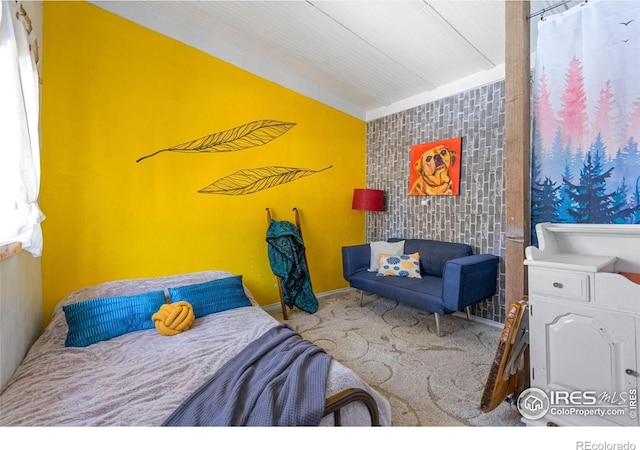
[[352, 189, 384, 212]]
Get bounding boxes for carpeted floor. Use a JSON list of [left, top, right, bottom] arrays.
[[268, 289, 524, 427]]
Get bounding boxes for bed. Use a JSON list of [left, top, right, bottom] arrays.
[[0, 270, 391, 426]]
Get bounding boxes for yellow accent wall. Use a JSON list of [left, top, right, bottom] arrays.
[[41, 2, 366, 324]]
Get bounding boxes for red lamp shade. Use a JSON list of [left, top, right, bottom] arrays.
[[352, 189, 384, 211]]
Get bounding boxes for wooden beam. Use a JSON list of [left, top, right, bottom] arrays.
[[504, 1, 531, 309]]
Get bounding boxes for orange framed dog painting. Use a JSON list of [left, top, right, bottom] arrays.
[[409, 137, 462, 196]]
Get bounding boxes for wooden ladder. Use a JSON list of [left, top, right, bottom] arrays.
[[266, 207, 307, 320]]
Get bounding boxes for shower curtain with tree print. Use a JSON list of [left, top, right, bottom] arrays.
[[531, 0, 640, 245]]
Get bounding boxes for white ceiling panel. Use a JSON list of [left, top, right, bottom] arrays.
[[429, 1, 505, 65], [90, 1, 584, 120]]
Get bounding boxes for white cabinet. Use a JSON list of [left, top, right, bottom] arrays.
[[524, 223, 640, 427], [528, 297, 637, 426]]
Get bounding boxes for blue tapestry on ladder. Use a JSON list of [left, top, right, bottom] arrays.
[[266, 219, 318, 314], [531, 0, 640, 245]]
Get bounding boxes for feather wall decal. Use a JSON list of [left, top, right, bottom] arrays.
[[136, 120, 296, 162], [198, 165, 333, 195]]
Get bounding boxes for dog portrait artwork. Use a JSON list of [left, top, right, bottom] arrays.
[[409, 137, 462, 196]]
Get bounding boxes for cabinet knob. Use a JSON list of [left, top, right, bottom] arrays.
[[625, 369, 639, 377], [552, 282, 563, 289]]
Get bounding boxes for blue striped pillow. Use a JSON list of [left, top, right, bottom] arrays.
[[63, 290, 167, 348], [168, 275, 252, 318]]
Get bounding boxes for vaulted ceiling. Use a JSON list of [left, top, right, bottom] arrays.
[[91, 1, 581, 120]]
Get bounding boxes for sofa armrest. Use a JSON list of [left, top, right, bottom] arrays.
[[441, 254, 499, 313], [341, 244, 371, 281]]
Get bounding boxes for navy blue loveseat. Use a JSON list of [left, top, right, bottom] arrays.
[[341, 238, 499, 336]]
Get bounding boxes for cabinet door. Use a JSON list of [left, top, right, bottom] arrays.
[[530, 298, 638, 426]]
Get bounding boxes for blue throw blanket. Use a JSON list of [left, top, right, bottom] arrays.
[[162, 324, 332, 426], [266, 219, 318, 314]]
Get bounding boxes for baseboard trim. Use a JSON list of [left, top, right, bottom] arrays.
[[262, 288, 504, 330], [452, 310, 503, 329], [317, 287, 352, 298], [261, 287, 352, 312], [262, 303, 281, 313]]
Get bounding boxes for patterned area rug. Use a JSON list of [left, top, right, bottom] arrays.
[[268, 289, 524, 427]]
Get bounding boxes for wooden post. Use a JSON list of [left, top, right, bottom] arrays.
[[504, 1, 531, 310]]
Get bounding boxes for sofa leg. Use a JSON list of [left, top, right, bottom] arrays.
[[434, 313, 441, 337], [359, 290, 364, 306], [465, 306, 471, 321]]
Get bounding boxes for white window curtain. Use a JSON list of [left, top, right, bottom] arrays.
[[0, 1, 45, 256]]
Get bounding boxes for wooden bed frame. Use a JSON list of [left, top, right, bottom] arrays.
[[324, 388, 381, 426]]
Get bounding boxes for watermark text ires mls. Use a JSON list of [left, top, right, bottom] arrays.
[[517, 387, 638, 421]]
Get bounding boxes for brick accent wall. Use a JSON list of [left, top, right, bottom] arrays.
[[366, 80, 507, 324]]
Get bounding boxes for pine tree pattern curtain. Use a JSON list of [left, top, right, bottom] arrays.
[[531, 0, 640, 244]]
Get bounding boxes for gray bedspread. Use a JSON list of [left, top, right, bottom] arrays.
[[163, 323, 331, 426], [0, 270, 392, 426]]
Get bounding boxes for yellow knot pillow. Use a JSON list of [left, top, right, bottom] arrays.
[[152, 301, 195, 336]]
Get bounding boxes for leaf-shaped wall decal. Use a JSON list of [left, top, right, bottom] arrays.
[[198, 165, 333, 195], [136, 120, 296, 162]]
